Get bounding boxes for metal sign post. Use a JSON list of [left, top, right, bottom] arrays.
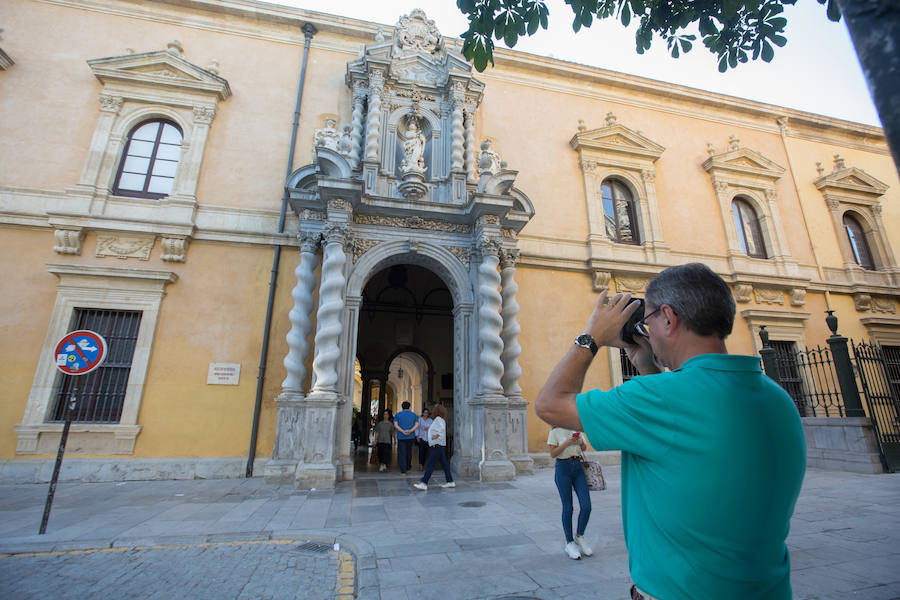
[[39, 330, 107, 535]]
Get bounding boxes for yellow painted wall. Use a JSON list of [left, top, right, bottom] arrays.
[[0, 228, 60, 457]]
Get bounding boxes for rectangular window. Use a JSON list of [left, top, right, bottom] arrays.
[[771, 340, 805, 416], [51, 309, 142, 423], [619, 348, 640, 383]]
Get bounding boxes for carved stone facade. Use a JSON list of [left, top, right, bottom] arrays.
[[271, 10, 536, 487]]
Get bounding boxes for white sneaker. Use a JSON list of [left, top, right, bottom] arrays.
[[440, 481, 455, 488], [379, 464, 386, 472], [413, 482, 427, 491], [564, 541, 582, 560], [575, 535, 593, 557]]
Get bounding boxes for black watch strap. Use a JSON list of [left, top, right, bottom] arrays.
[[574, 334, 598, 356]]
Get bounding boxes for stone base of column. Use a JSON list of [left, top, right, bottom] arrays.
[[294, 462, 337, 490], [509, 455, 534, 476], [452, 456, 479, 479], [479, 459, 516, 481], [263, 459, 297, 484]]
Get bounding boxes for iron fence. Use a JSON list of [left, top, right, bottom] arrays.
[[771, 343, 845, 418]]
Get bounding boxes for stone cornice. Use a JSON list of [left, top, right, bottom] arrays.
[[46, 0, 885, 149]]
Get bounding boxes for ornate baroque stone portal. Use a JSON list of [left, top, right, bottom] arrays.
[[266, 10, 535, 488]]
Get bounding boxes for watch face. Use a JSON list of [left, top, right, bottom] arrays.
[[575, 334, 592, 346]]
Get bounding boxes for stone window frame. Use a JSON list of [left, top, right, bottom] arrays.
[[571, 117, 669, 266], [14, 264, 177, 455], [742, 308, 811, 355], [703, 142, 796, 278], [815, 158, 896, 283], [58, 45, 230, 248], [842, 211, 876, 270]]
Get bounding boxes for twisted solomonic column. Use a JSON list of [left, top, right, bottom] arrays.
[[364, 70, 384, 161], [464, 105, 476, 182], [349, 84, 365, 169], [450, 98, 465, 172], [311, 224, 349, 394], [499, 249, 522, 396], [478, 239, 505, 395], [282, 232, 321, 393]]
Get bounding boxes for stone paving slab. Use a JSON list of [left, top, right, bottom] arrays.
[[0, 466, 899, 599]]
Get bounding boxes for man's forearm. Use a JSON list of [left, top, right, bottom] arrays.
[[534, 345, 593, 430]]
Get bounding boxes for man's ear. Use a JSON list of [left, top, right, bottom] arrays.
[[660, 304, 679, 335]]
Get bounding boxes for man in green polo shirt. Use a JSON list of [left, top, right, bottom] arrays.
[[535, 263, 806, 600]]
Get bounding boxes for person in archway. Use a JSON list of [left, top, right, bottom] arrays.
[[394, 401, 419, 475], [374, 409, 394, 472], [415, 407, 432, 470], [413, 404, 454, 490]]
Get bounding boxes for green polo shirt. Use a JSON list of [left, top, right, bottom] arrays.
[[576, 354, 806, 600]]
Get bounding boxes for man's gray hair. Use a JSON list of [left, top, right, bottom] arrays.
[[645, 263, 735, 339]]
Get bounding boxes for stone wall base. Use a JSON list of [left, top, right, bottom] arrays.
[[529, 450, 621, 470], [0, 457, 270, 484], [802, 417, 884, 474]]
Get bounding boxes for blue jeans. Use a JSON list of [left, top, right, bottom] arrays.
[[555, 457, 591, 543], [397, 438, 414, 473], [420, 444, 452, 484]]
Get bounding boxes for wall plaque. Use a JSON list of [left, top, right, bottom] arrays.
[[207, 363, 241, 385]]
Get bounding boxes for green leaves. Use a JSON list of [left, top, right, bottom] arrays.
[[456, 0, 843, 73]]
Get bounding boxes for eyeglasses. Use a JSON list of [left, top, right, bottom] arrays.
[[634, 307, 662, 337]]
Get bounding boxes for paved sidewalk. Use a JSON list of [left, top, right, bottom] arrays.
[[1, 466, 899, 599]]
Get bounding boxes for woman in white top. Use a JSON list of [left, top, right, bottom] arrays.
[[413, 404, 454, 490], [548, 426, 593, 559]]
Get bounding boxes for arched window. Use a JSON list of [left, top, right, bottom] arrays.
[[601, 179, 639, 244], [843, 213, 875, 270], [732, 197, 767, 258], [113, 119, 183, 198]]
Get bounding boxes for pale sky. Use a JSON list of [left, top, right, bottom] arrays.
[[262, 0, 881, 127]]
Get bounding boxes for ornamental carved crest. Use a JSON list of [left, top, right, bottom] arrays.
[[395, 9, 441, 56]]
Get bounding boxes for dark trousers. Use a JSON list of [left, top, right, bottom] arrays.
[[417, 439, 429, 466], [397, 438, 414, 473], [420, 444, 452, 484], [554, 457, 591, 543], [376, 442, 391, 466]]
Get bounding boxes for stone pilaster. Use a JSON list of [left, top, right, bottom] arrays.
[[450, 82, 465, 172], [464, 103, 476, 182]]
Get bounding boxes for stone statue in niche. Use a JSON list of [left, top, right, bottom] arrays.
[[400, 118, 426, 174], [313, 118, 341, 152]]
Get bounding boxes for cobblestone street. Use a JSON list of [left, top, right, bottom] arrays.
[[0, 539, 353, 600]]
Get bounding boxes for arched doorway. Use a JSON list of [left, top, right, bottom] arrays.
[[352, 264, 452, 474]]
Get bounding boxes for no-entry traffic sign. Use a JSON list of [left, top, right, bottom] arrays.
[[54, 330, 108, 376]]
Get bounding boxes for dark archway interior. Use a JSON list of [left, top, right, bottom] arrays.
[[352, 264, 455, 474]]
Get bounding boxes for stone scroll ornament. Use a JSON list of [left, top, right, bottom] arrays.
[[311, 225, 348, 393], [478, 239, 505, 394], [282, 232, 320, 392]]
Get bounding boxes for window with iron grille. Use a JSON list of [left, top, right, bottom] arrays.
[[51, 309, 142, 423], [619, 348, 640, 383], [771, 340, 805, 415], [883, 345, 900, 410]]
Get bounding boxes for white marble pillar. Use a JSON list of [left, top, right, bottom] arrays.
[[282, 232, 320, 392], [450, 83, 465, 172], [364, 70, 383, 161], [464, 104, 476, 182], [478, 239, 504, 395], [310, 224, 349, 394], [500, 248, 533, 474], [499, 249, 522, 397], [349, 83, 365, 169]]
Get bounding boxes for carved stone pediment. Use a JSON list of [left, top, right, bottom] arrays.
[[815, 165, 888, 206], [702, 147, 784, 182], [88, 49, 231, 101], [570, 123, 665, 162]]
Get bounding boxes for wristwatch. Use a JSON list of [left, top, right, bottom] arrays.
[[574, 333, 598, 356]]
